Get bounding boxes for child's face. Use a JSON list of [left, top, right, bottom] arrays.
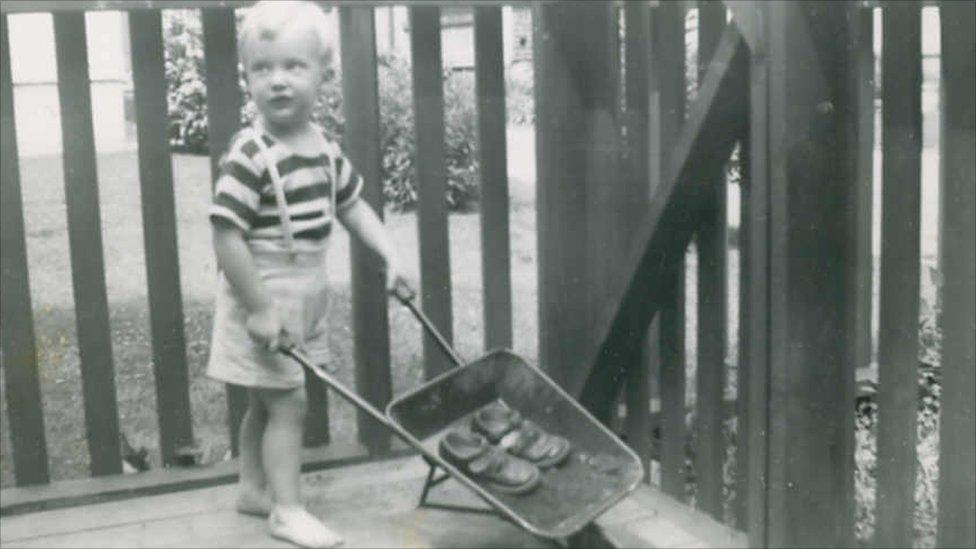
[[242, 26, 328, 134]]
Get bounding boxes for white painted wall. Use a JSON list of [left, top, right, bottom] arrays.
[[8, 11, 132, 157]]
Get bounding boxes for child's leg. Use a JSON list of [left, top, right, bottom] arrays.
[[258, 386, 306, 505], [259, 386, 342, 548], [236, 388, 273, 515]]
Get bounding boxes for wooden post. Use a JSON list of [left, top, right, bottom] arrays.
[[936, 2, 976, 547], [474, 6, 513, 352], [875, 3, 922, 547], [694, 0, 727, 519], [533, 1, 619, 393], [410, 6, 455, 378], [341, 6, 392, 455], [53, 12, 123, 476], [764, 2, 857, 545], [128, 10, 195, 466], [201, 6, 249, 457], [574, 19, 748, 469], [0, 13, 50, 486]]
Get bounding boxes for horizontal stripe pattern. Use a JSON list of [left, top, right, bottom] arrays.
[[208, 127, 363, 241]]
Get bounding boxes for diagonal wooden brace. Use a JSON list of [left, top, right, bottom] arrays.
[[577, 24, 750, 423]]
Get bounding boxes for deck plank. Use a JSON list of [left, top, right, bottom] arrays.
[[0, 457, 553, 549], [595, 484, 747, 548]]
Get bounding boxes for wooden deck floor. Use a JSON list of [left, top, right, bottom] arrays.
[[0, 456, 555, 548], [1, 452, 748, 549]]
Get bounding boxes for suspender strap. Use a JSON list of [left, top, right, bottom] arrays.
[[251, 128, 296, 255]]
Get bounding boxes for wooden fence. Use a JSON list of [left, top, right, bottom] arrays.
[[0, 2, 973, 548], [0, 0, 514, 491], [534, 1, 972, 547]]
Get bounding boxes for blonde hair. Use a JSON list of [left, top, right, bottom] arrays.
[[238, 1, 334, 66]]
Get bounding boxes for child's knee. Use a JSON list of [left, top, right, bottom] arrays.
[[246, 389, 269, 419], [263, 386, 307, 420]]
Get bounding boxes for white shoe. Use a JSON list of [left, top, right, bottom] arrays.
[[268, 506, 344, 548]]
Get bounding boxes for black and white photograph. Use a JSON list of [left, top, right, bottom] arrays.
[[0, 0, 973, 547]]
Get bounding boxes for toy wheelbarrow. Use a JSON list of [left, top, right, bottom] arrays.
[[279, 281, 643, 540]]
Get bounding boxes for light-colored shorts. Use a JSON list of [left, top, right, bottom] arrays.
[[206, 240, 331, 389]]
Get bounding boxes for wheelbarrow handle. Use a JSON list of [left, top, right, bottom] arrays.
[[278, 330, 408, 437], [388, 279, 465, 368]]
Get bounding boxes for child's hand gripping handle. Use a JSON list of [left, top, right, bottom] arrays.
[[276, 328, 298, 353], [387, 278, 464, 368], [277, 328, 338, 374], [390, 277, 416, 305]]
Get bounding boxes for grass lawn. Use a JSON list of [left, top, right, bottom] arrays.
[[0, 149, 944, 547]]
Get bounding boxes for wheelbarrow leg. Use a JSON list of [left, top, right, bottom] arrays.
[[418, 456, 452, 507], [416, 456, 497, 516]]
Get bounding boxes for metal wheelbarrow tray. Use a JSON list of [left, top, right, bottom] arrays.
[[281, 285, 643, 540]]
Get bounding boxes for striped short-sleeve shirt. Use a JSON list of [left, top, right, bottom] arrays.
[[209, 127, 363, 243]]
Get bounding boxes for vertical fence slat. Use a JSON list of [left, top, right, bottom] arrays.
[[295, 7, 330, 447], [875, 3, 922, 547], [851, 7, 875, 382], [409, 6, 454, 379], [474, 6, 513, 352], [840, 7, 876, 545], [201, 6, 251, 457], [652, 0, 688, 501], [744, 4, 769, 542], [0, 13, 50, 487], [202, 8, 243, 182], [341, 6, 392, 455], [733, 130, 750, 528], [53, 12, 123, 477], [937, 2, 976, 547], [128, 10, 195, 467], [301, 369, 329, 447], [732, 6, 759, 524], [693, 0, 727, 519], [623, 0, 652, 479]]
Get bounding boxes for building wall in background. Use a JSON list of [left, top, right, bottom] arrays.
[[8, 11, 131, 156], [8, 6, 534, 157]]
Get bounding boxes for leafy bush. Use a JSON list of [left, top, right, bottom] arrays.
[[162, 12, 480, 211], [506, 60, 534, 125], [163, 11, 209, 153]]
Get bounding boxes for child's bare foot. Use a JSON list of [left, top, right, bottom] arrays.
[[269, 505, 343, 548], [236, 487, 273, 516]]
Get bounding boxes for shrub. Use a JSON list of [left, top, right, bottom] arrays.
[[506, 60, 534, 125], [163, 11, 209, 153], [317, 53, 480, 212], [162, 12, 480, 211]]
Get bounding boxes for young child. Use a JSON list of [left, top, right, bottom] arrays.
[[206, 2, 403, 547]]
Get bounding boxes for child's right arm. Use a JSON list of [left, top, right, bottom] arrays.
[[212, 218, 280, 349]]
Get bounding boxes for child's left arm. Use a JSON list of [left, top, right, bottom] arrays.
[[338, 199, 403, 291]]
